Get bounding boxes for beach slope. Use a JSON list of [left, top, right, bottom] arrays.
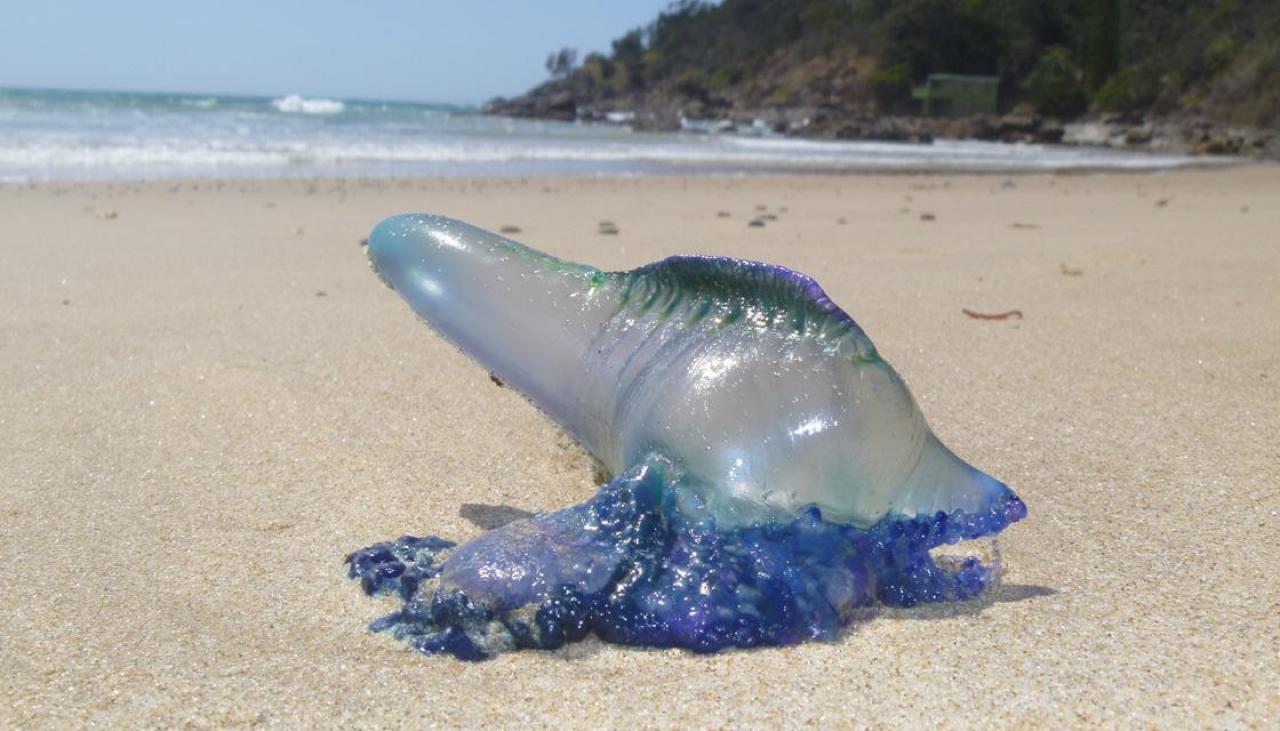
[[1, 170, 1277, 727]]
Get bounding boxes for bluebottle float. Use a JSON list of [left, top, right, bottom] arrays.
[[347, 214, 1027, 660]]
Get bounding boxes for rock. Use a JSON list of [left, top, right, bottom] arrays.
[[484, 85, 577, 121], [1035, 119, 1066, 144], [485, 78, 1271, 161], [545, 91, 577, 120], [1194, 132, 1242, 155], [997, 110, 1040, 139], [1124, 126, 1153, 145]]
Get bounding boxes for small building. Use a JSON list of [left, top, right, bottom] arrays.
[[912, 74, 1000, 117]]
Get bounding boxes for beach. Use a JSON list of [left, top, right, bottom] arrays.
[[1, 168, 1277, 727]]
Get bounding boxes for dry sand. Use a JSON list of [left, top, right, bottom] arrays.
[[1, 168, 1277, 728]]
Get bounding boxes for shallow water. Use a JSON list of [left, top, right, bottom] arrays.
[[0, 87, 1223, 182]]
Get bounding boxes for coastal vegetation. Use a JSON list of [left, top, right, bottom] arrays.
[[493, 0, 1280, 153]]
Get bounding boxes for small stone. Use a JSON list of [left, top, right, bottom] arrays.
[[748, 219, 766, 228], [920, 213, 936, 221], [499, 225, 522, 234]]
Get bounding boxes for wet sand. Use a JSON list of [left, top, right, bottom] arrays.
[[1, 168, 1277, 727]]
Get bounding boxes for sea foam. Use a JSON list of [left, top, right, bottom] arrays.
[[0, 87, 1228, 181], [270, 94, 345, 115]]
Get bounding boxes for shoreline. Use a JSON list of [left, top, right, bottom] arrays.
[[489, 99, 1280, 160], [0, 150, 1253, 188], [2, 168, 1277, 726]]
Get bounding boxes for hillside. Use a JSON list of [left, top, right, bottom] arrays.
[[487, 0, 1280, 156]]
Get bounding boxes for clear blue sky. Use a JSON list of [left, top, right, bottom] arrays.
[[0, 1, 680, 104]]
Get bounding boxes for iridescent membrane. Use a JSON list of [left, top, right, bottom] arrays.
[[349, 214, 1026, 660]]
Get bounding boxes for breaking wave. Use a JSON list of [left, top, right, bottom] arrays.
[[0, 87, 1227, 181], [270, 94, 345, 115]]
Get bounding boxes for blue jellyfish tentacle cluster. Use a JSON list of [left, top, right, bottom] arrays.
[[346, 455, 1027, 661]]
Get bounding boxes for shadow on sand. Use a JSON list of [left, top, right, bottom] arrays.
[[458, 502, 536, 530]]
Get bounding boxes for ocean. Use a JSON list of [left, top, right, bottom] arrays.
[[0, 87, 1219, 182]]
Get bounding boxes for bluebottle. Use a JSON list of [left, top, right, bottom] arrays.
[[347, 214, 1026, 660]]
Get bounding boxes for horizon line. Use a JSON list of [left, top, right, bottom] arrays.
[[0, 82, 494, 110]]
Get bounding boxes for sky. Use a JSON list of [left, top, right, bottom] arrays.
[[0, 1, 681, 105]]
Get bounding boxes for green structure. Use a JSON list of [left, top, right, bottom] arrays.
[[912, 74, 1000, 117]]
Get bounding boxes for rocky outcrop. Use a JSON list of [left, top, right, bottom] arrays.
[[1061, 115, 1280, 158], [486, 86, 1278, 160], [486, 87, 578, 122]]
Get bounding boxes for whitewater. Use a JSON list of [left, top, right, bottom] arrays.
[[0, 87, 1222, 182]]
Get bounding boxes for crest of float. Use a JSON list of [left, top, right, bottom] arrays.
[[350, 214, 1026, 659]]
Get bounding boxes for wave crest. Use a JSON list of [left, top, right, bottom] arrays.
[[270, 94, 345, 115]]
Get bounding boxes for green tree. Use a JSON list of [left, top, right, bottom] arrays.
[[544, 47, 578, 80], [1083, 0, 1122, 91], [1026, 45, 1087, 116]]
